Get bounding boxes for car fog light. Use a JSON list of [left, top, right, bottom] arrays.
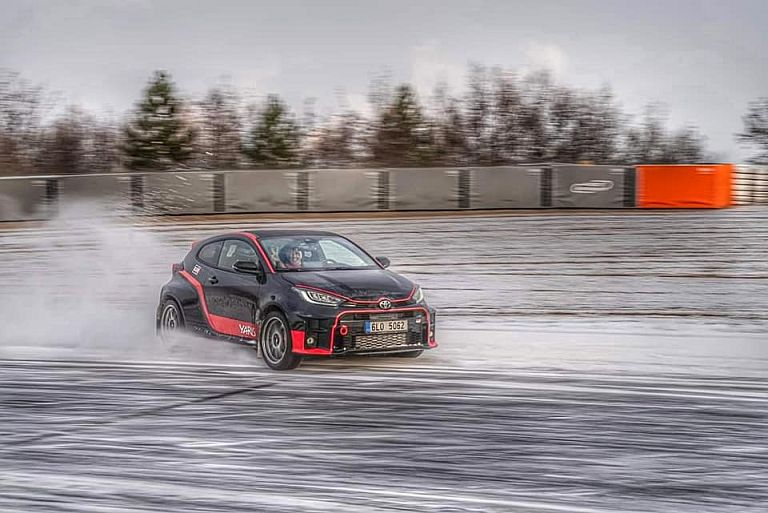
[[306, 336, 315, 346], [339, 325, 349, 336]]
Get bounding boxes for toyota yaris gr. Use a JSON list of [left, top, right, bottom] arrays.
[[156, 230, 437, 370]]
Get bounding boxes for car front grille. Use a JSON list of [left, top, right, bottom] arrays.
[[353, 333, 422, 351], [333, 308, 430, 353]]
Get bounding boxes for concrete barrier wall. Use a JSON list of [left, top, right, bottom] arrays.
[[224, 170, 297, 213], [0, 177, 50, 221], [142, 172, 218, 214], [307, 169, 379, 211], [552, 165, 632, 208], [58, 174, 133, 213], [469, 166, 543, 209], [0, 164, 742, 221], [388, 168, 460, 210]]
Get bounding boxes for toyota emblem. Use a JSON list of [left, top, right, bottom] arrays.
[[378, 298, 392, 310]]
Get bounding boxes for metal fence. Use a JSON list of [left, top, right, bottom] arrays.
[[0, 164, 752, 221]]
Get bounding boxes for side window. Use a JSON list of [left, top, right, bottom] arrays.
[[198, 241, 223, 266], [218, 239, 259, 272]]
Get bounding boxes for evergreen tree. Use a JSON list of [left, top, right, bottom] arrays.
[[370, 84, 433, 167], [122, 71, 195, 170], [244, 94, 300, 168]]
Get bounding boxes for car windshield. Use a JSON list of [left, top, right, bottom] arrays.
[[259, 235, 379, 272]]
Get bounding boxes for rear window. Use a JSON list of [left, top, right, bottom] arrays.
[[197, 241, 223, 266]]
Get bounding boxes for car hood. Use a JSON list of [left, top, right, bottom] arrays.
[[281, 269, 414, 301]]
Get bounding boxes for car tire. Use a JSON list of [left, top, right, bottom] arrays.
[[260, 311, 303, 370], [395, 350, 424, 358], [159, 298, 184, 342]]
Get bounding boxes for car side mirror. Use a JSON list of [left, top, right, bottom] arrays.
[[233, 260, 264, 279], [376, 256, 390, 269]]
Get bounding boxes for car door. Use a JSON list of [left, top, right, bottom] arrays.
[[209, 238, 263, 339], [188, 240, 223, 328]]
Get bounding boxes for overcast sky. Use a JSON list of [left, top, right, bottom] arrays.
[[1, 0, 767, 160]]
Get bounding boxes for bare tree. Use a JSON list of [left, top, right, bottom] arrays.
[[738, 98, 768, 164], [196, 85, 243, 169], [620, 104, 707, 164], [0, 70, 50, 175], [429, 83, 468, 166]]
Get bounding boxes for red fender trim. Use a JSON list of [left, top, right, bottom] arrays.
[[290, 330, 331, 355]]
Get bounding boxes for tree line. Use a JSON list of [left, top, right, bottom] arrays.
[[1, 66, 766, 176]]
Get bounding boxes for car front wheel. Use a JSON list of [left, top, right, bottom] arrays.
[[260, 311, 303, 370]]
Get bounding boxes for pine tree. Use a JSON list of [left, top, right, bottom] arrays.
[[370, 84, 433, 167], [244, 95, 300, 168], [122, 71, 195, 170]]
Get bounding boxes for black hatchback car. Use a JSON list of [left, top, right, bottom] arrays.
[[157, 230, 436, 369]]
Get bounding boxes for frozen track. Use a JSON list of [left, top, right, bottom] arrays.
[[1, 208, 768, 511], [1, 359, 766, 513]]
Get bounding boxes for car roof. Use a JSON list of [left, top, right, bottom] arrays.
[[192, 229, 343, 248], [244, 229, 340, 238]]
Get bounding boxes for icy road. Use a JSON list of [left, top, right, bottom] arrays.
[[0, 208, 767, 512]]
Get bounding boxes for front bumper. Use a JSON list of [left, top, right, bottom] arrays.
[[290, 306, 437, 356]]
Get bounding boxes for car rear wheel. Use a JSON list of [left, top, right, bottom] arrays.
[[260, 312, 303, 370], [159, 299, 184, 341]]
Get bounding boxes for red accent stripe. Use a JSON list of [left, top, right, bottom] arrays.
[[179, 270, 260, 339], [239, 232, 276, 273], [295, 284, 416, 305]]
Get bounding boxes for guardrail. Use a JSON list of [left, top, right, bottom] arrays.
[[0, 163, 758, 222]]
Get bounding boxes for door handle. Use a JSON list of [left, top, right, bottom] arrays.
[[208, 276, 219, 285]]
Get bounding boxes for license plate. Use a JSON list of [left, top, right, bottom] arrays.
[[364, 320, 408, 334]]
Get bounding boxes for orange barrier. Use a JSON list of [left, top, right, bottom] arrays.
[[637, 164, 733, 208]]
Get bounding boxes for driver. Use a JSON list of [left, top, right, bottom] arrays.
[[279, 244, 303, 270]]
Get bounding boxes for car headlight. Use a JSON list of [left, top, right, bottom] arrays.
[[413, 286, 425, 304], [297, 288, 344, 306]]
